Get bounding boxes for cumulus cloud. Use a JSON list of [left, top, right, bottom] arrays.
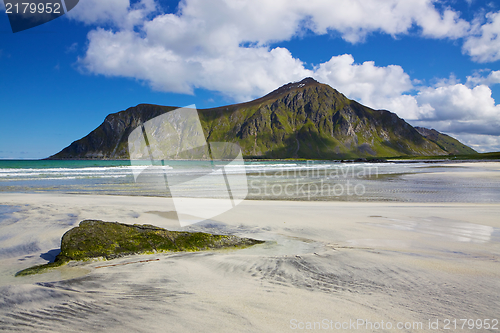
[[466, 70, 500, 87], [81, 28, 311, 99], [313, 55, 417, 115], [67, 0, 157, 29], [75, 0, 473, 99], [416, 84, 500, 121], [446, 133, 500, 153], [463, 11, 500, 62], [138, 0, 471, 46], [314, 55, 413, 102]]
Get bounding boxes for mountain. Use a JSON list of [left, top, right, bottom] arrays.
[[414, 127, 476, 155], [48, 78, 474, 160]]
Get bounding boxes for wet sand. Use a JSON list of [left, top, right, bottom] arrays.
[[0, 192, 499, 332]]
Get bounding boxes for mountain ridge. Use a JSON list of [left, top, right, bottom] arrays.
[[48, 78, 475, 160], [414, 127, 476, 155]]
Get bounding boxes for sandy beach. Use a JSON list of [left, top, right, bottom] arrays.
[[1, 162, 499, 333]]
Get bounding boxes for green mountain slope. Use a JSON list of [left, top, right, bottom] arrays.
[[48, 78, 474, 160], [414, 127, 477, 155]]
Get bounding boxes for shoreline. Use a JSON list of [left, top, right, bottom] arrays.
[[0, 163, 499, 331], [1, 161, 499, 203], [2, 156, 500, 162]]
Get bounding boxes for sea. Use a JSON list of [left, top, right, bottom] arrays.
[[0, 159, 499, 202]]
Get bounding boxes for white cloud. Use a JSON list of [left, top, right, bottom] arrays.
[[466, 70, 500, 87], [80, 28, 311, 99], [440, 133, 500, 153], [66, 42, 78, 53], [67, 0, 130, 24], [82, 29, 196, 94], [76, 0, 472, 100], [136, 0, 471, 49], [69, 0, 500, 66], [413, 3, 470, 39], [314, 54, 414, 109], [416, 84, 500, 121], [311, 54, 436, 121], [297, 0, 469, 42], [67, 0, 157, 29], [463, 11, 500, 62]]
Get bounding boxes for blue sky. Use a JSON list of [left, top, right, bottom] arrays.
[[1, 0, 499, 159]]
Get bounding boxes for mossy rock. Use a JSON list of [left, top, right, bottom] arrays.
[[14, 261, 68, 277], [16, 220, 264, 276]]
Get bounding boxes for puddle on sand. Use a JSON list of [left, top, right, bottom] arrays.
[[361, 216, 500, 244], [180, 219, 323, 256], [234, 232, 322, 256]]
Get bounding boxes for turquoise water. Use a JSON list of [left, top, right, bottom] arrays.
[[0, 159, 499, 202], [0, 160, 132, 169]]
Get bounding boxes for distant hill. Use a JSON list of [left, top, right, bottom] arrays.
[[48, 78, 475, 160], [414, 127, 476, 155], [391, 151, 499, 161]]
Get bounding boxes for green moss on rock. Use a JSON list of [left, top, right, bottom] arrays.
[[15, 261, 67, 277], [16, 220, 264, 276]]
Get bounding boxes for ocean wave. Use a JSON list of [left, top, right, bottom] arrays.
[[0, 166, 150, 173], [0, 161, 396, 182]]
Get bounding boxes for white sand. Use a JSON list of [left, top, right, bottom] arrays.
[[408, 161, 500, 179], [0, 191, 499, 332]]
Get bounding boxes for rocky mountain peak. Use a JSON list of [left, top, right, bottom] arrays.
[[48, 78, 475, 160], [249, 77, 325, 105]]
